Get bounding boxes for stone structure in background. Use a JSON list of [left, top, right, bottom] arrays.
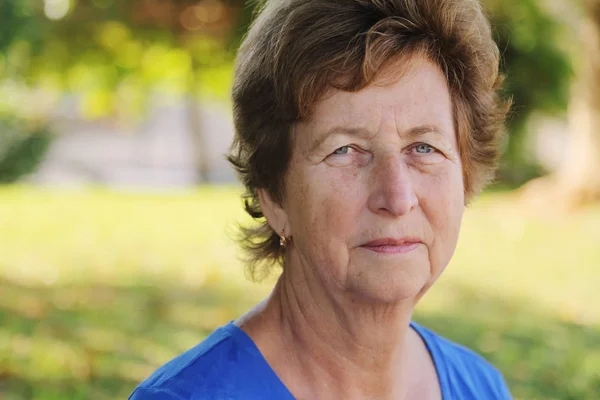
[[31, 99, 236, 188]]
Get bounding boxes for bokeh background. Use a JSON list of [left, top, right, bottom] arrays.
[[0, 0, 599, 399]]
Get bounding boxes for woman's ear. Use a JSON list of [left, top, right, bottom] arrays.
[[257, 188, 290, 236]]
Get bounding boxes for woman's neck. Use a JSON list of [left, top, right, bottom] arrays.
[[239, 259, 422, 399]]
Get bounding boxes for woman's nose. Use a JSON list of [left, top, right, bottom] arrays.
[[367, 155, 418, 217]]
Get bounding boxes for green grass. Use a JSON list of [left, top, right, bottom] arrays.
[[0, 185, 598, 399]]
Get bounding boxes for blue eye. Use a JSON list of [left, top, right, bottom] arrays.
[[414, 144, 435, 154], [332, 146, 351, 155]]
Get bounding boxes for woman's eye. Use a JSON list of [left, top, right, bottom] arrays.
[[326, 145, 370, 167], [413, 143, 436, 154], [332, 146, 352, 155]]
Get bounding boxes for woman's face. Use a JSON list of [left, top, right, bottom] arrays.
[[269, 57, 465, 304]]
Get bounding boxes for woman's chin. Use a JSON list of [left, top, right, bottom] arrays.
[[347, 260, 433, 304]]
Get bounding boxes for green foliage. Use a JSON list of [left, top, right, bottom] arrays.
[[0, 187, 598, 399], [488, 0, 573, 115], [0, 118, 53, 183], [0, 1, 43, 54], [0, 1, 248, 178], [1, 0, 248, 121], [483, 0, 574, 185]]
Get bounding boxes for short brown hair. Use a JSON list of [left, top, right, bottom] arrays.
[[228, 0, 510, 278]]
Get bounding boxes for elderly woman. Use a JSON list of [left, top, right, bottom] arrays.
[[131, 0, 511, 398]]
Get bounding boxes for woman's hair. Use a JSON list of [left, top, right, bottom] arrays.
[[227, 0, 510, 278]]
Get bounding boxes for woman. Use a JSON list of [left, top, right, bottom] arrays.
[[131, 0, 512, 398]]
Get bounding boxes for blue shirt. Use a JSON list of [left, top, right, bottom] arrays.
[[130, 322, 512, 399]]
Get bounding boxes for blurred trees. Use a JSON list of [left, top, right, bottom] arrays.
[[556, 0, 600, 205], [0, 0, 251, 182], [0, 117, 53, 183], [0, 2, 56, 182], [484, 0, 573, 185]]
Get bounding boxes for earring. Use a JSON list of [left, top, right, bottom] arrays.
[[279, 229, 288, 248]]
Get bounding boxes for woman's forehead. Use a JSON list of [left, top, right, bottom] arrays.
[[304, 58, 453, 135]]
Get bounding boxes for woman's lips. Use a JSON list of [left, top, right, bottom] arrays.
[[360, 238, 421, 254]]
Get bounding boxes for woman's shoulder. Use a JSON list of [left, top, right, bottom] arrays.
[[411, 321, 512, 400], [128, 323, 293, 400], [128, 323, 241, 399]]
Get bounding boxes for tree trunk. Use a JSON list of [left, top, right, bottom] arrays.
[[558, 0, 600, 205], [186, 64, 211, 183]]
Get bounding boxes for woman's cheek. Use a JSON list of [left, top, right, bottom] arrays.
[[328, 165, 366, 197]]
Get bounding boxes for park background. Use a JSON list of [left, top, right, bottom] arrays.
[[0, 0, 599, 399]]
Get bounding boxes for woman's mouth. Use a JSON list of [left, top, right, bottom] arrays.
[[360, 238, 422, 254]]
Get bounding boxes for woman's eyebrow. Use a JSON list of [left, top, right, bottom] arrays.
[[308, 126, 372, 152], [405, 125, 450, 139]]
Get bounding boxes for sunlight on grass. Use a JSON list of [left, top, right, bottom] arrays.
[[422, 191, 600, 325], [0, 185, 598, 399]]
